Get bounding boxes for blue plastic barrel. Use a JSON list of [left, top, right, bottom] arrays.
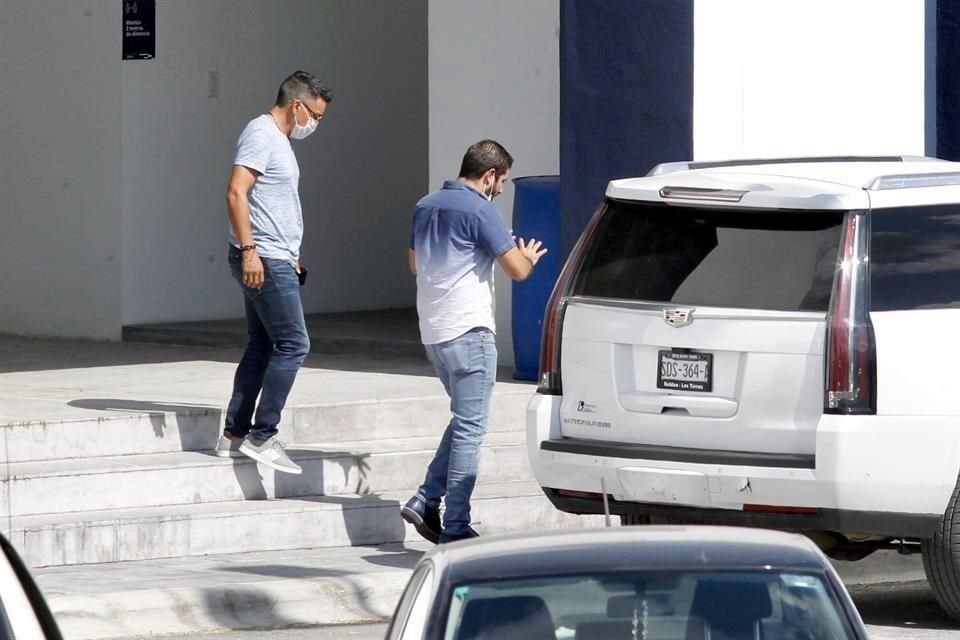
[[511, 175, 561, 381]]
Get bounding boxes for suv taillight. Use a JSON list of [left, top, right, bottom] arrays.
[[537, 205, 608, 395], [825, 211, 876, 414]]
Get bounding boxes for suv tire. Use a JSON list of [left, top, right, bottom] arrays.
[[922, 472, 960, 620]]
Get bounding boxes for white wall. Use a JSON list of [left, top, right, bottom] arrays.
[[121, 0, 427, 325], [428, 0, 560, 365], [0, 0, 123, 339], [694, 0, 926, 160], [0, 0, 426, 339]]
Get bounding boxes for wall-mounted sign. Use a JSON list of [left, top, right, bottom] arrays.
[[123, 0, 155, 60]]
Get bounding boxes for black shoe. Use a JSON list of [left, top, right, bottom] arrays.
[[439, 525, 479, 544], [401, 496, 442, 544]]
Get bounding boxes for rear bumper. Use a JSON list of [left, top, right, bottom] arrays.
[[527, 395, 959, 539], [541, 488, 940, 539], [540, 437, 815, 469]]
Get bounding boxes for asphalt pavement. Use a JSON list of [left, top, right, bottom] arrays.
[[852, 580, 960, 639]]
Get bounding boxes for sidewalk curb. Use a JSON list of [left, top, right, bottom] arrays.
[[50, 573, 404, 640]]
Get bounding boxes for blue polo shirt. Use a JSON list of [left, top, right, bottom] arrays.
[[410, 180, 515, 344]]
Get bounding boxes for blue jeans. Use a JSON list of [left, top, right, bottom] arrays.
[[416, 328, 497, 535], [224, 247, 310, 444]]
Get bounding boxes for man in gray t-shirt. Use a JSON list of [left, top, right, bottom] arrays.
[[216, 71, 332, 475]]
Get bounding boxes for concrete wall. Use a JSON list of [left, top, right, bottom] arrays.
[[121, 0, 427, 325], [694, 0, 927, 159], [428, 0, 560, 365], [0, 1, 123, 339], [0, 0, 426, 338]]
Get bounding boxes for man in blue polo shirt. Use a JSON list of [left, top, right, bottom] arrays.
[[402, 140, 548, 543]]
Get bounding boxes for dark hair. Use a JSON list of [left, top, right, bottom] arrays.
[[458, 140, 514, 179], [275, 70, 333, 106]]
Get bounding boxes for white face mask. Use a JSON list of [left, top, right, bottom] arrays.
[[483, 174, 496, 201], [290, 103, 319, 140]]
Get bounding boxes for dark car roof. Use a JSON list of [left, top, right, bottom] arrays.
[[428, 526, 829, 584]]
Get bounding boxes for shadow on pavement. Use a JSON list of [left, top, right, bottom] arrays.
[[217, 565, 357, 580], [213, 545, 413, 622], [851, 580, 960, 630], [67, 398, 219, 415], [359, 545, 425, 570], [201, 586, 303, 631], [0, 333, 434, 376], [0, 331, 532, 383], [0, 334, 242, 373]]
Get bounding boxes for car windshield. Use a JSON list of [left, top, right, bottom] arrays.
[[442, 569, 857, 640], [572, 201, 845, 312]]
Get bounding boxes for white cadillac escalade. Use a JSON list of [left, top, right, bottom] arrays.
[[526, 156, 960, 619]]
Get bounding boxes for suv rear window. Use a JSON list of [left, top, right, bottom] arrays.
[[572, 201, 844, 312], [870, 204, 960, 311]]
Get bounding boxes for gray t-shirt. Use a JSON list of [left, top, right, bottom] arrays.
[[229, 115, 302, 264]]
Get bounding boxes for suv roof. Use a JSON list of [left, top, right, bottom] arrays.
[[608, 156, 960, 210]]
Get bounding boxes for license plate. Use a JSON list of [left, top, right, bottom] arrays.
[[657, 350, 713, 392]]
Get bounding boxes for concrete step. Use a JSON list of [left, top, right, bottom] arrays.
[[13, 481, 601, 569], [0, 389, 532, 462], [0, 432, 532, 517]]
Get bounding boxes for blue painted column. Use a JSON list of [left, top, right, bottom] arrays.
[[559, 0, 694, 256], [938, 0, 960, 160]]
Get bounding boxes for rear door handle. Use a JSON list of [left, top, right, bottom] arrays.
[[619, 392, 738, 418]]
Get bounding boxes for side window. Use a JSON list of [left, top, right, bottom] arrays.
[[870, 205, 960, 311], [386, 562, 434, 640]]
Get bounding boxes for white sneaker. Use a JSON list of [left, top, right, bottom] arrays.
[[239, 435, 302, 475], [214, 434, 244, 458]]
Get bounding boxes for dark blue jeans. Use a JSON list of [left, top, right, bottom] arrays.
[[224, 247, 310, 444]]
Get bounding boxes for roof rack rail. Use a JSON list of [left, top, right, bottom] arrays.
[[868, 171, 960, 191], [647, 155, 940, 177]]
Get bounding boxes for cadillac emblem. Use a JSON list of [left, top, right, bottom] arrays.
[[664, 308, 694, 328]]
